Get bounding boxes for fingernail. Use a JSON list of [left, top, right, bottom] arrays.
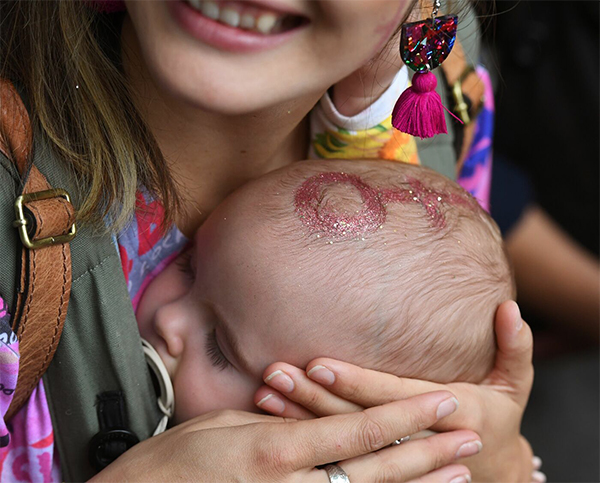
[[532, 471, 547, 483], [436, 397, 458, 419], [455, 440, 483, 459], [256, 394, 285, 414], [264, 370, 294, 393], [449, 475, 471, 483], [307, 365, 335, 385], [532, 455, 543, 470], [512, 301, 523, 331]]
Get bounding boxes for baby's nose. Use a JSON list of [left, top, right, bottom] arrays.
[[153, 304, 187, 358]]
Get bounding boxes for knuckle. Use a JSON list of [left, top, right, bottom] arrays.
[[405, 406, 430, 434], [381, 460, 407, 483], [420, 436, 448, 469], [342, 379, 364, 401], [302, 389, 324, 410], [373, 472, 389, 483], [358, 415, 386, 452], [251, 440, 296, 476]]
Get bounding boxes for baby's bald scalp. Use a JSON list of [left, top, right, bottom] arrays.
[[229, 160, 513, 383]]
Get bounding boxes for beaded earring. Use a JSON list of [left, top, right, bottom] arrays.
[[391, 0, 459, 138]]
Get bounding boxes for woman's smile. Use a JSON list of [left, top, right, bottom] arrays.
[[169, 0, 310, 52], [185, 0, 307, 34]]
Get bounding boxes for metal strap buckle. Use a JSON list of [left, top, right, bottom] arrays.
[[13, 188, 77, 249]]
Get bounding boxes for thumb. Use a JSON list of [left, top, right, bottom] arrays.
[[488, 301, 534, 408]]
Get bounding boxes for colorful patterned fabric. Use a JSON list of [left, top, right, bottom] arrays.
[[456, 66, 495, 211], [310, 67, 420, 165], [118, 190, 189, 312], [0, 65, 494, 482], [0, 298, 18, 450], [311, 115, 419, 165], [313, 121, 420, 165], [0, 295, 59, 482]]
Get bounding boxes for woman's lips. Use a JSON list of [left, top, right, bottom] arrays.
[[168, 0, 309, 53]]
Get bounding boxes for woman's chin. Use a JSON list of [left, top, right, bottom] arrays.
[[164, 79, 294, 116], [145, 57, 310, 116]]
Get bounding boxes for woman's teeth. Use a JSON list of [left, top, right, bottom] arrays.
[[185, 0, 290, 35]]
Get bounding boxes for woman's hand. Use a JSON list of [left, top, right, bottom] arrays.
[[255, 301, 537, 482], [91, 391, 480, 483]]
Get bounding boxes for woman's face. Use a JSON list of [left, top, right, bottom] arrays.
[[124, 0, 411, 115]]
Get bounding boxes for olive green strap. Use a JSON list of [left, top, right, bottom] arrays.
[[0, 130, 162, 481]]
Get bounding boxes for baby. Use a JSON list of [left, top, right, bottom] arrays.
[[136, 160, 514, 424]]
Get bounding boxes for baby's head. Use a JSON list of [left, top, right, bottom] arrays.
[[137, 160, 514, 423]]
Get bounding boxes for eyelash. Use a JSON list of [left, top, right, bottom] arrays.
[[176, 251, 195, 282], [205, 330, 230, 371]]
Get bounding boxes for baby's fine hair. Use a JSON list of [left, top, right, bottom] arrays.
[[256, 160, 514, 384]]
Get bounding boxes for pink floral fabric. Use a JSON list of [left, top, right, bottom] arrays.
[[0, 297, 60, 482]]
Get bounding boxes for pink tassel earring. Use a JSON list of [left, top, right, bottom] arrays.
[[392, 0, 459, 139]]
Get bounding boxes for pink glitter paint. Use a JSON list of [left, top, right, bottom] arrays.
[[294, 172, 474, 241], [294, 172, 386, 241]]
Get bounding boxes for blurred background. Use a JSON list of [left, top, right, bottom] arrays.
[[478, 1, 599, 481]]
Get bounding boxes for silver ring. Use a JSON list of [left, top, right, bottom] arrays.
[[324, 464, 350, 483], [392, 435, 411, 445]]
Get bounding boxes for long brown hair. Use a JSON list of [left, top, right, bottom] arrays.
[[0, 1, 179, 229]]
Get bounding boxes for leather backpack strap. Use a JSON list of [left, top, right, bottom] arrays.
[[440, 38, 487, 174], [0, 79, 76, 420]]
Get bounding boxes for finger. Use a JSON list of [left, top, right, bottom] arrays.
[[262, 363, 362, 416], [305, 464, 472, 483], [532, 471, 547, 483], [532, 455, 543, 470], [254, 386, 316, 420], [304, 360, 496, 434], [410, 465, 472, 483], [304, 360, 491, 433], [306, 358, 444, 407], [265, 391, 459, 470], [485, 301, 534, 407], [341, 430, 480, 483]]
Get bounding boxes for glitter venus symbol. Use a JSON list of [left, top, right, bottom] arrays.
[[294, 172, 472, 242]]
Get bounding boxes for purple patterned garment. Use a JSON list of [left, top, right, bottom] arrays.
[[0, 295, 60, 481], [0, 297, 17, 449], [456, 66, 495, 211]]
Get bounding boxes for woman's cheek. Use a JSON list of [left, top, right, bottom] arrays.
[[318, 0, 408, 57]]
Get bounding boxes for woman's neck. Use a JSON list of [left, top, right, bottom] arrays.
[[121, 17, 319, 237]]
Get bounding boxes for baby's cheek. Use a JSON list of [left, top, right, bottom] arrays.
[[173, 366, 260, 423]]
